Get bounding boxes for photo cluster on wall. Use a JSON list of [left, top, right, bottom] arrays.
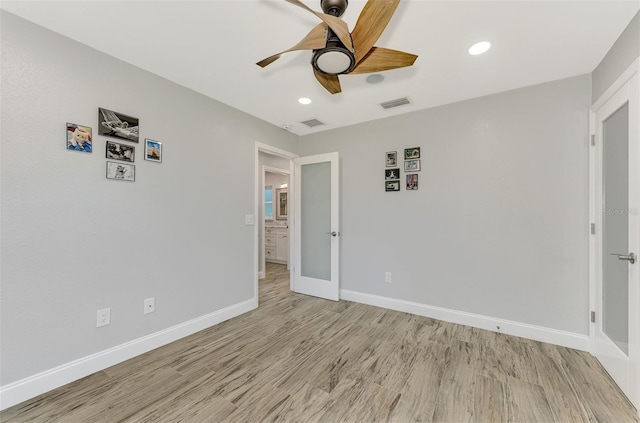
[[66, 107, 163, 183], [385, 147, 420, 191]]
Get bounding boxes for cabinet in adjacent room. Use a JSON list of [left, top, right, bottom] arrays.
[[266, 226, 289, 264]]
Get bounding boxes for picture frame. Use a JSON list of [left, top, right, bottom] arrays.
[[385, 168, 400, 180], [106, 161, 135, 182], [275, 188, 288, 220], [144, 139, 162, 163], [404, 147, 420, 159], [404, 159, 421, 172], [66, 122, 92, 153], [385, 180, 400, 192], [406, 174, 419, 190], [98, 107, 139, 143], [385, 151, 397, 167], [105, 140, 135, 163]]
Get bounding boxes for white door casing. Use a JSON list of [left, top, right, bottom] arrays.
[[590, 58, 640, 410]]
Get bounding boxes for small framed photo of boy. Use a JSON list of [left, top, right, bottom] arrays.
[[144, 139, 162, 163]]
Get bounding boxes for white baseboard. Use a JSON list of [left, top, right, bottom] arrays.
[[340, 289, 589, 352], [0, 299, 256, 411], [258, 270, 265, 279]]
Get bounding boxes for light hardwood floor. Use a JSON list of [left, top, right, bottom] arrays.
[[2, 263, 639, 422]]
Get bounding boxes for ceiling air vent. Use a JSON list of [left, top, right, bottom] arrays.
[[300, 118, 326, 128], [379, 97, 412, 110]]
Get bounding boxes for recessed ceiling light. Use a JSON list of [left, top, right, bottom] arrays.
[[468, 41, 491, 56], [298, 97, 312, 105]]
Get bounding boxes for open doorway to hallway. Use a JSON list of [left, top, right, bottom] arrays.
[[255, 142, 297, 305]]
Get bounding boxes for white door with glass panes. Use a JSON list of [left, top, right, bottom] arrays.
[[293, 152, 340, 301], [591, 64, 640, 410]]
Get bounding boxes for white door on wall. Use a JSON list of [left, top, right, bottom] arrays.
[[293, 152, 340, 301], [592, 65, 639, 410]]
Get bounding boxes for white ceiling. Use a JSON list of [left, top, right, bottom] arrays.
[[2, 0, 639, 136]]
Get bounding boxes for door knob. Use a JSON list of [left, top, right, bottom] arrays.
[[325, 231, 339, 237], [610, 252, 636, 264]]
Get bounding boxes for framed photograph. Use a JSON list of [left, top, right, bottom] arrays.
[[106, 140, 135, 163], [275, 188, 288, 220], [385, 151, 397, 167], [404, 147, 420, 159], [98, 107, 139, 143], [385, 168, 400, 180], [106, 161, 135, 182], [385, 180, 400, 192], [144, 139, 162, 163], [404, 159, 421, 172], [406, 174, 419, 190], [66, 122, 92, 153]]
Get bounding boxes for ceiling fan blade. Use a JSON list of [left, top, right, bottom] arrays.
[[348, 47, 417, 75], [257, 23, 329, 68], [313, 69, 342, 94], [350, 0, 401, 64], [284, 0, 353, 51]]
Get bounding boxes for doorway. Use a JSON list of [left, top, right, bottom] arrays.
[[255, 143, 297, 304], [254, 143, 342, 304], [263, 168, 291, 277], [590, 60, 639, 410]]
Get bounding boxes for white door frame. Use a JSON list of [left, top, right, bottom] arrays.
[[589, 57, 640, 410], [254, 142, 298, 306]]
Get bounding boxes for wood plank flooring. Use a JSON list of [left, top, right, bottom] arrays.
[[2, 263, 638, 422]]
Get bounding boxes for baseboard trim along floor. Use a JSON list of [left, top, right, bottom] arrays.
[[0, 299, 256, 411], [340, 289, 589, 352], [1, 289, 591, 411]]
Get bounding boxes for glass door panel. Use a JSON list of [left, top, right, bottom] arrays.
[[301, 162, 331, 280], [603, 103, 629, 355]]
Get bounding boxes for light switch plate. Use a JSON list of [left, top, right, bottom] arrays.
[[245, 214, 255, 225]]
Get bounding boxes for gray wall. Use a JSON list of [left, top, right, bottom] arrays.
[[300, 75, 592, 335], [0, 11, 297, 386], [592, 10, 640, 103], [3, 1, 628, 397]]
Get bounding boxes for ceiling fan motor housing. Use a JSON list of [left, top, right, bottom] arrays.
[[321, 0, 348, 17], [312, 29, 355, 75]]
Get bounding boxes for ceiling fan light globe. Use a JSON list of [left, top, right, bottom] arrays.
[[313, 48, 355, 75], [320, 0, 348, 17]]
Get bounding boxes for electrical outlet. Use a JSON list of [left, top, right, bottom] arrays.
[[97, 308, 111, 327], [144, 297, 155, 314], [385, 272, 392, 283]]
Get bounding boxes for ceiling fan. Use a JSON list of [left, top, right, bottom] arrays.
[[257, 0, 418, 94]]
